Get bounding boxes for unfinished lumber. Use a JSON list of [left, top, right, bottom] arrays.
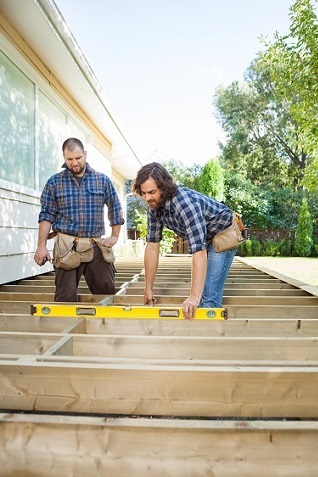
[[0, 315, 86, 334], [1, 333, 317, 362], [112, 294, 318, 306], [0, 360, 317, 418], [83, 316, 318, 337], [1, 414, 317, 477]]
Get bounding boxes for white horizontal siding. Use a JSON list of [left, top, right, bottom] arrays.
[[0, 183, 53, 284], [0, 253, 53, 285]]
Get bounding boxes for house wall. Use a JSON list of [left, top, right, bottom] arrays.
[[0, 11, 125, 284]]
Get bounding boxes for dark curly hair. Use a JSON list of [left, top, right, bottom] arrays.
[[132, 162, 177, 202]]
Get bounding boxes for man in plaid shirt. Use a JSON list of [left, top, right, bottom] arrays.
[[133, 162, 237, 319], [34, 137, 124, 301]]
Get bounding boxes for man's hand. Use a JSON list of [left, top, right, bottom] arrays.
[[34, 245, 51, 266], [144, 290, 157, 306], [182, 295, 200, 320], [102, 235, 118, 248]]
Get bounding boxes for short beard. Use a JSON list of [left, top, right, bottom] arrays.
[[68, 165, 85, 176]]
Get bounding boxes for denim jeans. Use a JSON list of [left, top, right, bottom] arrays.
[[199, 242, 237, 308]]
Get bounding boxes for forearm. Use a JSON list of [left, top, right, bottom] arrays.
[[34, 220, 52, 265], [144, 242, 160, 292], [37, 220, 52, 246], [111, 224, 121, 240], [190, 249, 207, 300], [182, 249, 207, 320]]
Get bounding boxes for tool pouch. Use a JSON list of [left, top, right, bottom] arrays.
[[53, 233, 94, 270], [212, 215, 245, 253], [76, 237, 94, 263], [94, 239, 115, 263]]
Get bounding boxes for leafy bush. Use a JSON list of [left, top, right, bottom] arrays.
[[294, 198, 313, 257], [277, 238, 294, 257], [262, 239, 278, 256], [237, 240, 252, 257], [251, 239, 262, 256], [134, 210, 176, 256]]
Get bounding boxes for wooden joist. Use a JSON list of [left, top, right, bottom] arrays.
[[1, 414, 317, 477], [1, 333, 318, 362], [0, 360, 318, 417]]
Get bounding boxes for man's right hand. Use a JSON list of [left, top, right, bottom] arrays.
[[144, 290, 157, 305], [34, 245, 51, 266]]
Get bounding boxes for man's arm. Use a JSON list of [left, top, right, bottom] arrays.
[[34, 220, 52, 265], [182, 249, 207, 320], [144, 241, 160, 305]]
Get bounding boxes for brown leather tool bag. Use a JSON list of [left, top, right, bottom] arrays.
[[212, 215, 245, 253], [93, 238, 115, 263], [53, 233, 94, 270]]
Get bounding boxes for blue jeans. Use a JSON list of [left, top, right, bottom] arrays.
[[199, 243, 237, 308]]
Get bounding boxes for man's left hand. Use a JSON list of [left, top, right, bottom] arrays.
[[102, 235, 118, 248], [182, 296, 200, 320]]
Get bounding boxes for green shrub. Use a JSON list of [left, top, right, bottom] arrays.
[[277, 238, 294, 257], [237, 240, 248, 256], [134, 210, 176, 256], [294, 198, 313, 257], [262, 239, 278, 256], [244, 239, 253, 256], [251, 239, 262, 256]]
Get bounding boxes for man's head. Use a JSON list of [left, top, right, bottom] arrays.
[[62, 138, 87, 176], [132, 162, 177, 209]]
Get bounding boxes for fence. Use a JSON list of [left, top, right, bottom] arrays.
[[245, 229, 296, 243], [171, 229, 296, 255]]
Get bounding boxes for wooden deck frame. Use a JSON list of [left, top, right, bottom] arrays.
[[1, 256, 318, 473]]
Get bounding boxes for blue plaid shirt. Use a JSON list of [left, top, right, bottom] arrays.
[[39, 163, 124, 237], [146, 186, 233, 254]]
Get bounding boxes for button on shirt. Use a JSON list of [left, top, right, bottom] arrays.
[[146, 186, 233, 254], [39, 163, 124, 237]]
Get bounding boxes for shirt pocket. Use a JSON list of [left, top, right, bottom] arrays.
[[55, 189, 77, 216], [87, 188, 105, 211]]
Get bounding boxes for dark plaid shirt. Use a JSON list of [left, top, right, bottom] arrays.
[[39, 163, 124, 237], [146, 186, 233, 254]]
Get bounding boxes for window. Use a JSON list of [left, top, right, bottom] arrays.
[[0, 51, 35, 188], [38, 90, 67, 189]]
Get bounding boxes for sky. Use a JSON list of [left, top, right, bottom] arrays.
[[55, 0, 294, 167]]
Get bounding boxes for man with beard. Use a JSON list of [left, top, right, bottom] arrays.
[[132, 162, 237, 320], [34, 137, 124, 301]]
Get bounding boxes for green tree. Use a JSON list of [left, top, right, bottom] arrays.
[[163, 159, 203, 191], [213, 59, 309, 190], [199, 159, 224, 201], [259, 0, 318, 191], [294, 198, 313, 256]]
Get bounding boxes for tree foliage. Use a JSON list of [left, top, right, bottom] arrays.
[[213, 59, 308, 190], [134, 210, 176, 256], [162, 159, 203, 191], [199, 159, 224, 201], [212, 0, 318, 233], [259, 0, 318, 191], [294, 198, 313, 256]]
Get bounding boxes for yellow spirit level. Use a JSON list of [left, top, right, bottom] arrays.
[[30, 304, 228, 320]]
